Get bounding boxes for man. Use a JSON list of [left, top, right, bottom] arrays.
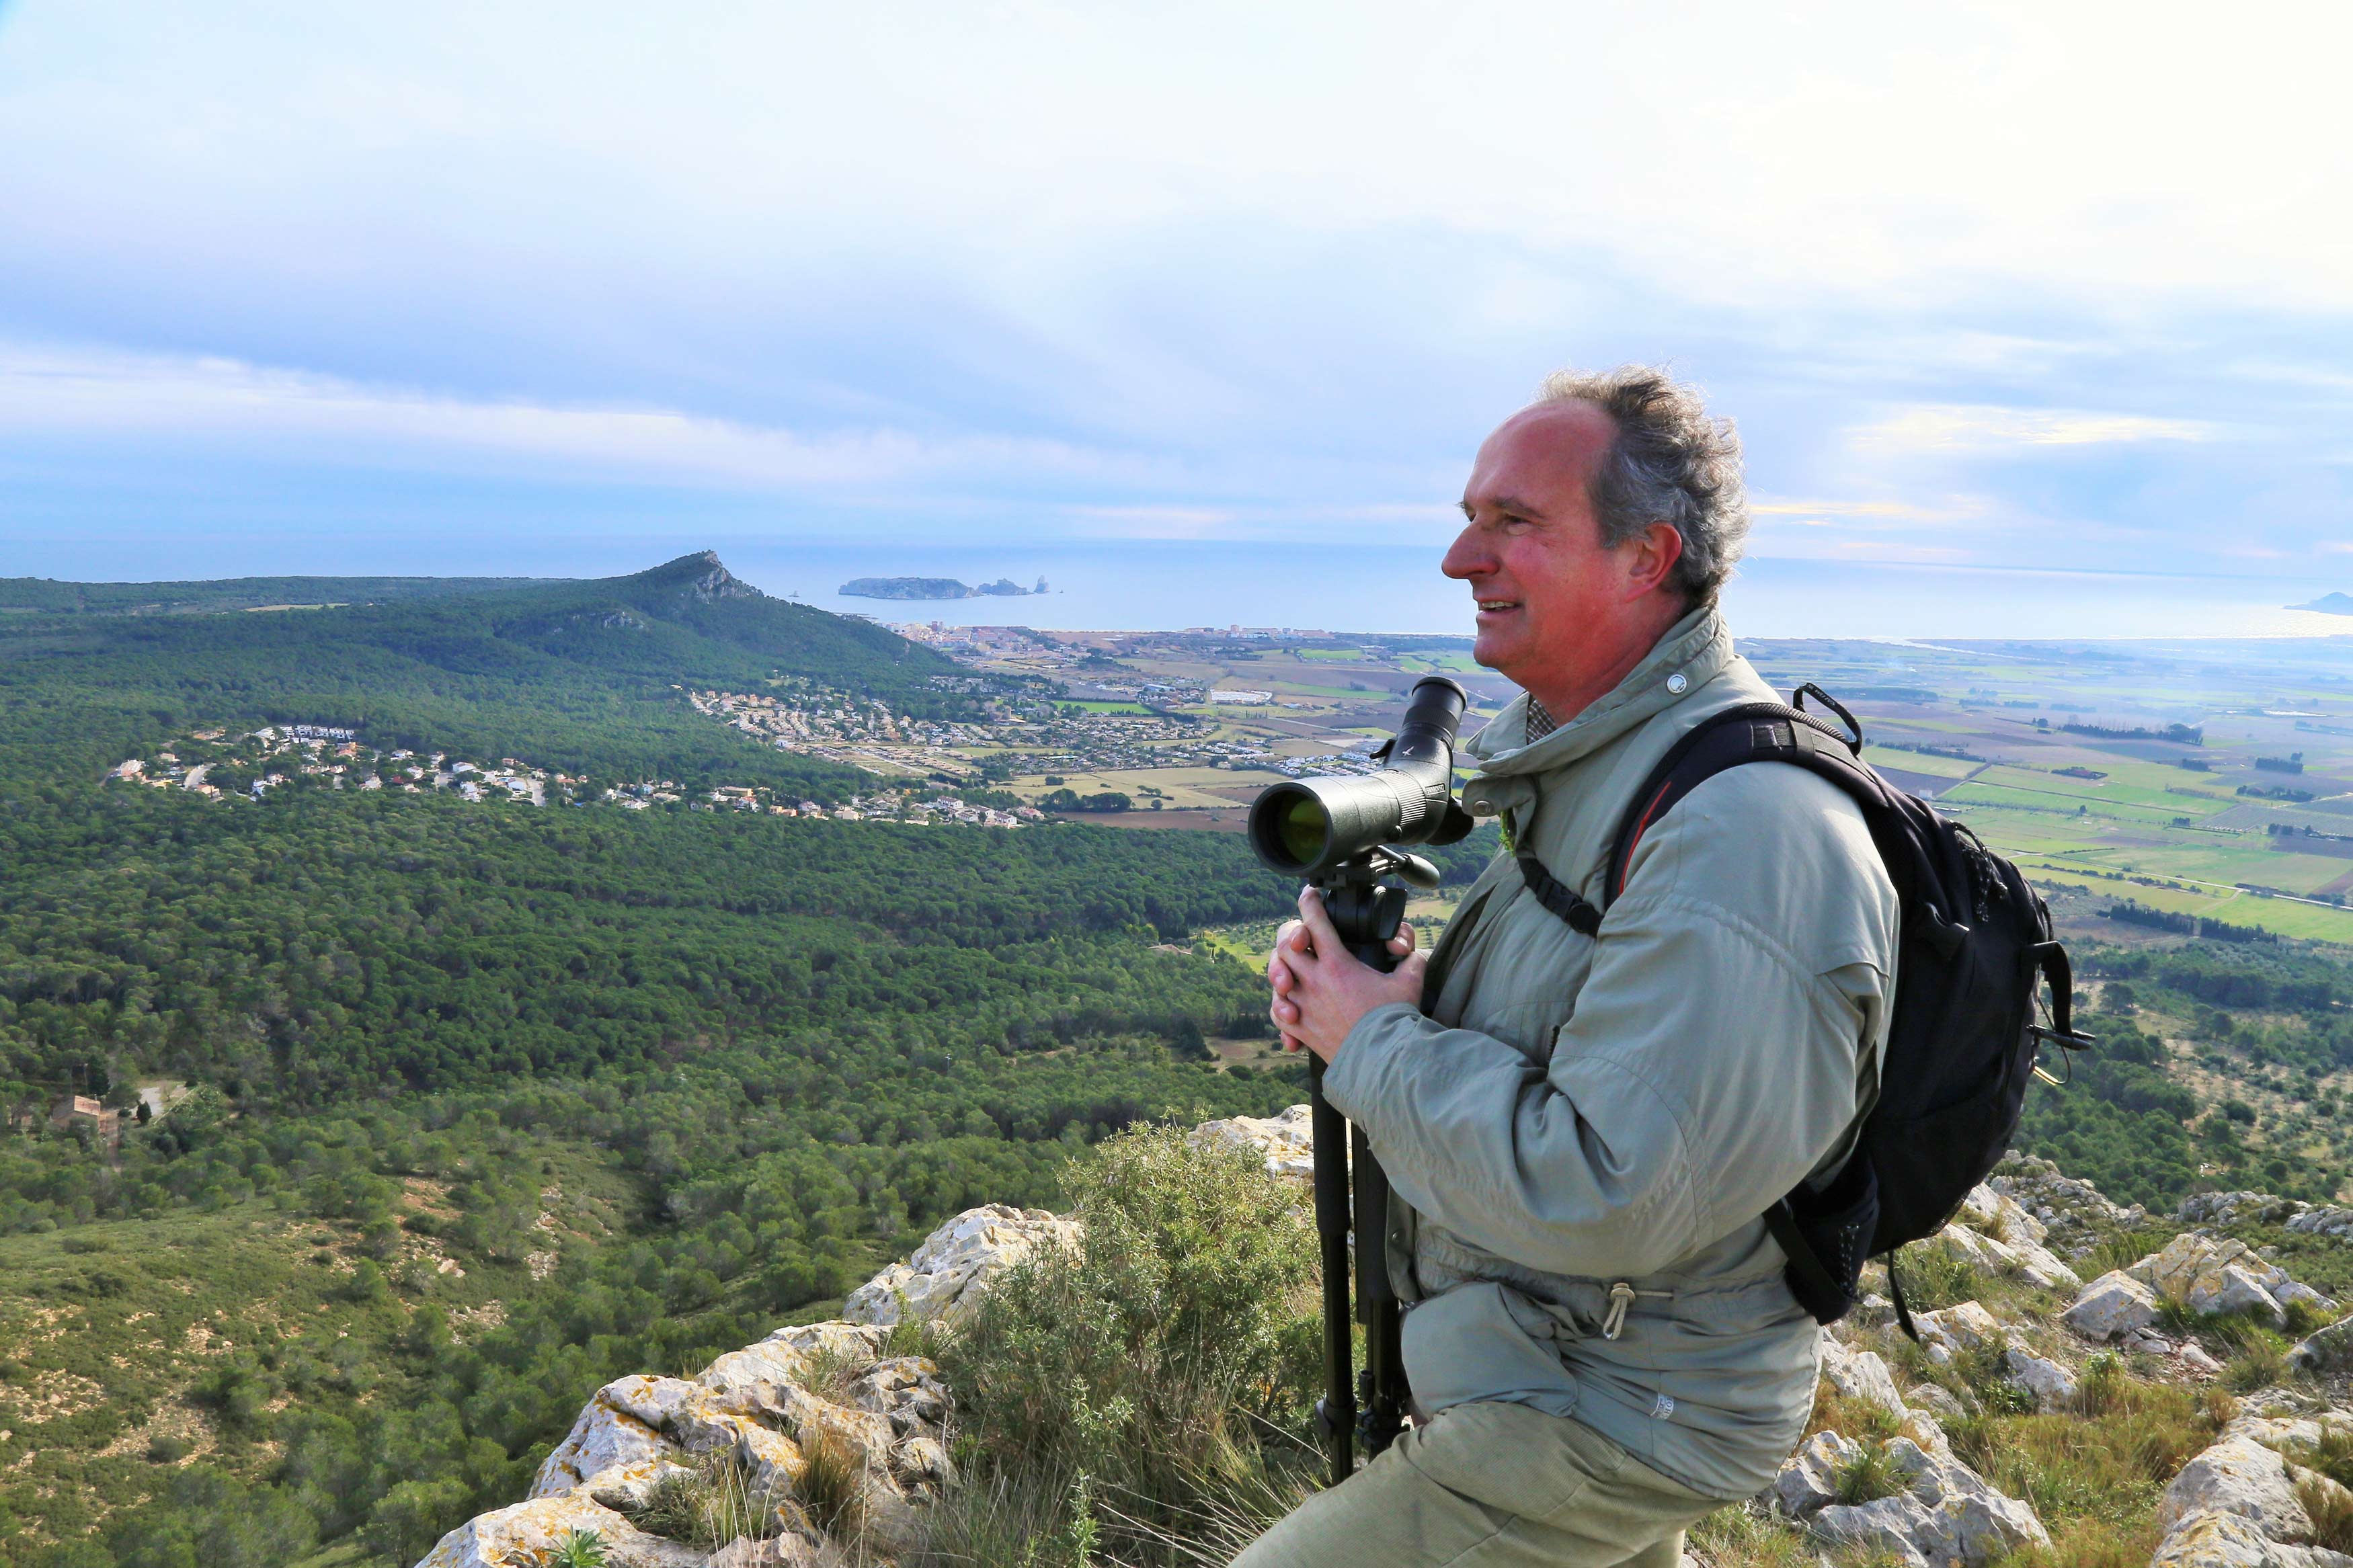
[[1246, 367, 1899, 1567]]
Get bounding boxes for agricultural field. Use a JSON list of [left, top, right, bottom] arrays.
[[904, 624, 2353, 947]]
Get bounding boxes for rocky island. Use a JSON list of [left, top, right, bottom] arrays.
[[839, 576, 1047, 601]]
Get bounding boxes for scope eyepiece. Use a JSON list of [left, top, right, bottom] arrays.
[[1247, 675, 1474, 880]]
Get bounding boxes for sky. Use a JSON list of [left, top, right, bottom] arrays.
[[2, 1, 2351, 603]]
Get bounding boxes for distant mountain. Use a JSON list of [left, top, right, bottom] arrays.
[[2290, 591, 2353, 616], [0, 571, 564, 616], [841, 575, 1045, 600], [0, 551, 971, 793]]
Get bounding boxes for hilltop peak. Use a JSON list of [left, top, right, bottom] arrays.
[[635, 550, 763, 604]]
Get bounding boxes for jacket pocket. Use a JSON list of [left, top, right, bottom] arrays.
[[1400, 1281, 1583, 1419]]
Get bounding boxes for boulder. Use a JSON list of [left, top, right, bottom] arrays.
[[2063, 1271, 2161, 1342], [584, 1460, 697, 1514], [2158, 1438, 2314, 1542], [2149, 1507, 2342, 1568], [1769, 1432, 2046, 1567], [2003, 1348, 2079, 1411], [1905, 1383, 1971, 1422], [2130, 1235, 2329, 1327], [1771, 1429, 1856, 1520], [2286, 1207, 2353, 1241], [1810, 1493, 1935, 1568], [842, 1204, 1082, 1328], [414, 1494, 707, 1568], [531, 1386, 681, 1497], [1821, 1339, 1908, 1417], [1948, 1186, 2082, 1292], [2200, 1264, 2294, 1325], [2294, 1318, 2353, 1376], [2180, 1192, 2310, 1228], [707, 1537, 840, 1568], [1769, 1438, 2042, 1568], [1189, 1103, 1315, 1188], [1991, 1158, 2147, 1258], [1914, 1302, 2007, 1360]]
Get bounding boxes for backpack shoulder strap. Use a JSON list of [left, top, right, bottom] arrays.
[[1600, 698, 1884, 911]]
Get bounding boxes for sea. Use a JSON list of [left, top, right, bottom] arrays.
[[693, 541, 2353, 644]]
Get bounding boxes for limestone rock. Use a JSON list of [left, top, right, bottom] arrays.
[[2181, 1192, 2311, 1228], [585, 1459, 697, 1514], [2286, 1207, 2353, 1241], [842, 1204, 1081, 1329], [1906, 1383, 1970, 1422], [1771, 1429, 1856, 1520], [1948, 1186, 2082, 1292], [2130, 1235, 2331, 1327], [2158, 1438, 2313, 1542], [1822, 1338, 1908, 1417], [2153, 1507, 2353, 1568], [708, 1536, 840, 1568], [2004, 1348, 2078, 1411], [1189, 1102, 1314, 1188], [1914, 1302, 2007, 1358], [1776, 1432, 2046, 1567], [2294, 1318, 2353, 1375], [2063, 1271, 2161, 1342], [531, 1386, 681, 1497], [1810, 1493, 1935, 1568], [414, 1494, 707, 1568], [1990, 1158, 2147, 1260]]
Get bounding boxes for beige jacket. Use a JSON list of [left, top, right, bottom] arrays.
[[1322, 606, 1899, 1497]]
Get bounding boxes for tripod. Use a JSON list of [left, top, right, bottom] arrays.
[[1304, 850, 1423, 1487]]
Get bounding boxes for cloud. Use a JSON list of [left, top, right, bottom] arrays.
[[1849, 405, 2222, 454], [0, 342, 1151, 493]]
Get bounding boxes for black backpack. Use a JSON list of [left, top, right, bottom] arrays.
[[1516, 684, 2092, 1331]]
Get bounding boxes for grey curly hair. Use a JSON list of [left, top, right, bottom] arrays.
[[1536, 366, 1749, 604]]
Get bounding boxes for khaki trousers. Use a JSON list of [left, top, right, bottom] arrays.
[[1232, 1402, 1722, 1568]]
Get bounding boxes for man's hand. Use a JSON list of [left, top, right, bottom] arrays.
[[1266, 885, 1425, 1065]]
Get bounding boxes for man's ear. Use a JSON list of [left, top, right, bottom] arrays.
[[1622, 521, 1685, 600]]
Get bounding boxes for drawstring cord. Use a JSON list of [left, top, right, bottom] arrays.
[[1600, 1281, 1673, 1340]]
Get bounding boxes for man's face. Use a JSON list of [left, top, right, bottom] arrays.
[[1442, 401, 1627, 684]]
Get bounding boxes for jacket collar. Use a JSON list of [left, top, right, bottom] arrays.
[[1460, 605, 1735, 814]]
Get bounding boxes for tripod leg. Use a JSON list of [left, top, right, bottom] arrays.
[[1351, 1122, 1408, 1457], [1309, 1057, 1356, 1487]]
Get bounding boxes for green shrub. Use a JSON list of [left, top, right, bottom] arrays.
[[1898, 1239, 1989, 1311], [1835, 1441, 1909, 1505], [553, 1529, 610, 1568], [939, 1124, 1321, 1561], [2206, 1314, 2293, 1392], [632, 1453, 779, 1551]]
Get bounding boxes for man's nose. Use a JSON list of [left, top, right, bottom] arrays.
[[1441, 522, 1490, 581]]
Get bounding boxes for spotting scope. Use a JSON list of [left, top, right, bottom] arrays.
[[1248, 675, 1478, 882], [1247, 673, 1478, 1488]]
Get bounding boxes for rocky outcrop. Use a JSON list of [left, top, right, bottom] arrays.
[[842, 1204, 1078, 1329], [1771, 1430, 2050, 1568], [1944, 1186, 2083, 1292], [2129, 1235, 2336, 1329], [1991, 1155, 2148, 1258], [2064, 1270, 2163, 1341], [418, 1493, 711, 1568], [416, 1210, 1014, 1568], [1821, 1338, 1955, 1457], [1191, 1103, 1314, 1189]]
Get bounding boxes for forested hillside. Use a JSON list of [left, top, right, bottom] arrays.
[[0, 565, 1310, 1565], [0, 552, 973, 800]]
